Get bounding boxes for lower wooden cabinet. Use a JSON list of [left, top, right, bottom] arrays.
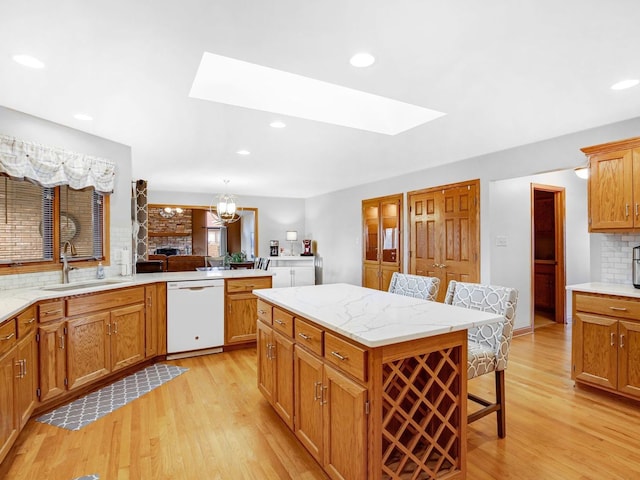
[[257, 315, 294, 429], [0, 344, 19, 465], [260, 304, 368, 480], [16, 331, 38, 430], [572, 291, 640, 399], [226, 277, 272, 345]]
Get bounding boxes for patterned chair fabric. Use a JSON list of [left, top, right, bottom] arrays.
[[388, 272, 440, 302], [444, 280, 518, 379]]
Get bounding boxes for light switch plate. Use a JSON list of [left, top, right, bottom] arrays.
[[496, 235, 508, 247]]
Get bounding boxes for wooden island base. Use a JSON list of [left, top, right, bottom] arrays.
[[257, 296, 468, 480]]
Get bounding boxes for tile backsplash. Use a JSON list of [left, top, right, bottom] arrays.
[[0, 226, 133, 291], [600, 234, 640, 284]]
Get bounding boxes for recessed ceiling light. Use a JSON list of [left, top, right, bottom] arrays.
[[270, 121, 286, 129], [350, 53, 375, 68], [12, 54, 45, 69], [73, 113, 93, 121], [189, 52, 444, 135], [236, 149, 250, 155], [611, 79, 640, 90]]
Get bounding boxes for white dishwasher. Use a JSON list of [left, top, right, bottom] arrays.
[[167, 278, 225, 358]]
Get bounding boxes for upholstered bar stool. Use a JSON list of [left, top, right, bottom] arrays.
[[388, 272, 440, 301], [444, 280, 518, 438]]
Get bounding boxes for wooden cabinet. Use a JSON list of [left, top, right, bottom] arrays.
[[145, 283, 166, 357], [572, 291, 640, 398], [225, 276, 272, 345], [15, 305, 37, 430], [0, 320, 18, 465], [582, 137, 640, 231], [534, 262, 555, 310], [362, 194, 402, 291], [257, 304, 295, 429], [259, 300, 368, 480]]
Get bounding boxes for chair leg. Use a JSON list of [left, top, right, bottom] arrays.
[[495, 369, 506, 438]]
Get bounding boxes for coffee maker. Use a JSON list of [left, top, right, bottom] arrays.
[[634, 246, 640, 288]]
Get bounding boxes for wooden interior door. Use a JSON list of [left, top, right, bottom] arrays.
[[409, 180, 479, 302]]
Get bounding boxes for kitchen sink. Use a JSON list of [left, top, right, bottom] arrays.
[[41, 279, 131, 292]]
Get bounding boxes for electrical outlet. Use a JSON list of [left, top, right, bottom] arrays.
[[495, 235, 508, 247]]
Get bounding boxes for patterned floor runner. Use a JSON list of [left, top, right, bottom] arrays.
[[37, 363, 188, 431]]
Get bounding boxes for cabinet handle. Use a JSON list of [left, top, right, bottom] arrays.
[[1, 332, 15, 341], [22, 359, 27, 378], [113, 321, 118, 334], [321, 385, 328, 405], [43, 309, 62, 317], [25, 317, 36, 325], [267, 343, 274, 360], [620, 334, 625, 348], [298, 332, 312, 341], [59, 335, 65, 350], [107, 323, 112, 336], [314, 381, 322, 401], [609, 307, 628, 312], [15, 360, 22, 379], [331, 351, 348, 361], [147, 296, 153, 308], [258, 309, 267, 315], [274, 319, 285, 326], [636, 203, 639, 218], [625, 204, 630, 217], [611, 332, 615, 347]]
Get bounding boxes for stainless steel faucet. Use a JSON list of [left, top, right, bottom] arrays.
[[62, 241, 78, 283]]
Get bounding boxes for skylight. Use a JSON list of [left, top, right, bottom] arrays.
[[188, 52, 445, 135]]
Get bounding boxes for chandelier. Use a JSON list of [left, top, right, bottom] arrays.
[[210, 180, 241, 224]]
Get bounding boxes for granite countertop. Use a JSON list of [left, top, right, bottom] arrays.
[[254, 283, 502, 348], [0, 269, 273, 324], [566, 282, 640, 299]]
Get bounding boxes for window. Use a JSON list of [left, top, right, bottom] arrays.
[[0, 176, 108, 272]]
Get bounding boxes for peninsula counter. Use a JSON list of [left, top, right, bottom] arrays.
[[254, 283, 502, 480]]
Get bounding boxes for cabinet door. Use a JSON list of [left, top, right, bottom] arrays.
[[573, 312, 617, 390], [16, 332, 37, 429], [618, 320, 640, 397], [110, 303, 145, 373], [226, 292, 257, 344], [37, 321, 67, 402], [589, 149, 633, 230], [294, 345, 324, 462], [634, 149, 640, 227], [273, 330, 294, 429], [362, 263, 381, 290], [0, 348, 19, 464], [292, 266, 315, 287], [323, 364, 367, 480], [257, 321, 274, 403], [67, 311, 111, 390], [270, 267, 292, 288]]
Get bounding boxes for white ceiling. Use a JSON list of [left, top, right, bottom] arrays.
[[1, 0, 640, 198]]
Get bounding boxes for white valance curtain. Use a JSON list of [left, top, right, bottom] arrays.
[[0, 134, 116, 193]]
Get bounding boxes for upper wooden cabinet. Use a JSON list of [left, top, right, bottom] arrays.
[[582, 137, 640, 232], [362, 194, 402, 291]]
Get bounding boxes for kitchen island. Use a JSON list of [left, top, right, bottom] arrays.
[[254, 283, 502, 480]]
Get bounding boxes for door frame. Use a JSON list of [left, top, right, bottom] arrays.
[[530, 184, 566, 325]]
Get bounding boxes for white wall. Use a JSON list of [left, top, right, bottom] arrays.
[[489, 169, 590, 329], [0, 106, 132, 289]]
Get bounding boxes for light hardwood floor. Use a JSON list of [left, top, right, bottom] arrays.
[[2, 323, 640, 480]]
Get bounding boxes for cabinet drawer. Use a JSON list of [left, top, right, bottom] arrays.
[[0, 319, 17, 357], [17, 305, 37, 338], [257, 299, 273, 325], [67, 286, 145, 317], [273, 308, 294, 337], [324, 332, 367, 382], [226, 277, 272, 294], [38, 299, 64, 322], [575, 293, 640, 319], [294, 318, 323, 356]]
